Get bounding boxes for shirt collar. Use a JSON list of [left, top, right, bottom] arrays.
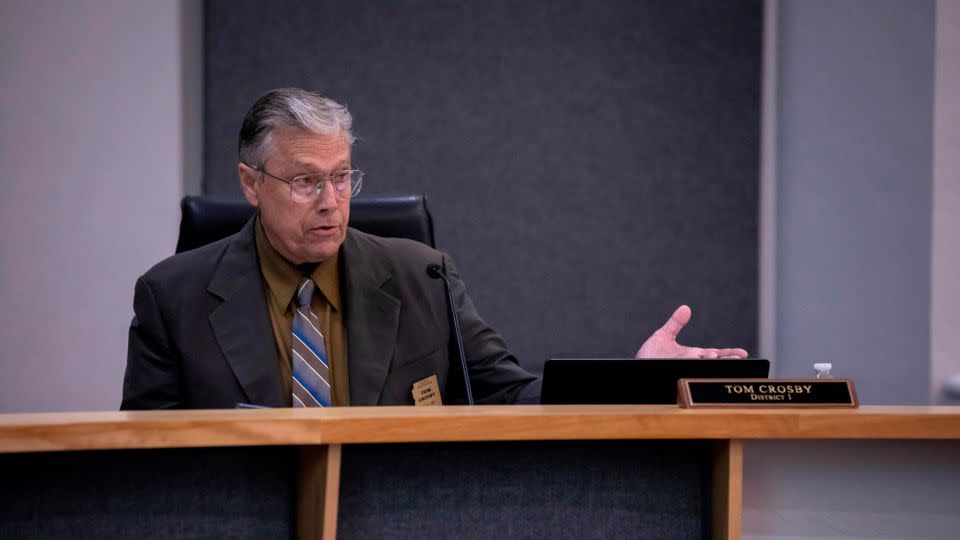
[[255, 215, 341, 314]]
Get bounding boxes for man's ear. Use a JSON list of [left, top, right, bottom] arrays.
[[238, 163, 261, 207]]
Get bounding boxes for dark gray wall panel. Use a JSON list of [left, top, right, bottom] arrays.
[[205, 0, 761, 373]]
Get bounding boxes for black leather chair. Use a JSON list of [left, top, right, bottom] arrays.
[[175, 194, 435, 253]]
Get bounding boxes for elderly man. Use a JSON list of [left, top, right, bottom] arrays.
[[121, 88, 746, 410]]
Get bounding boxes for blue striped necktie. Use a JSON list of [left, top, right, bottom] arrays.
[[291, 278, 332, 407]]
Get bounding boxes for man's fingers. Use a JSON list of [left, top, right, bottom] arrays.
[[696, 349, 747, 359], [716, 348, 749, 358], [657, 305, 692, 339]]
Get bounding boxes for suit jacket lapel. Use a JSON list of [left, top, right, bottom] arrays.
[[207, 216, 285, 407], [341, 230, 401, 406]]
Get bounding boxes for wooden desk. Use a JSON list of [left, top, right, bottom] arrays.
[[2, 406, 958, 540]]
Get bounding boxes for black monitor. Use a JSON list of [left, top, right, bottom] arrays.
[[540, 358, 770, 405]]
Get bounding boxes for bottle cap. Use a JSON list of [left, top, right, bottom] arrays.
[[944, 374, 960, 399], [814, 363, 832, 371]]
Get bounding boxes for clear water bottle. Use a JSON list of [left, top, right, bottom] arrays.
[[814, 363, 833, 379]]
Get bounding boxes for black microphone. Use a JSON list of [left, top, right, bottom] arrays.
[[426, 263, 474, 405]]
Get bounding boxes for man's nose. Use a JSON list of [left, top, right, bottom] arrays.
[[313, 179, 338, 211]]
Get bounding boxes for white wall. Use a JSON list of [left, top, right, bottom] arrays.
[[745, 1, 959, 538], [762, 0, 958, 404], [931, 0, 960, 403], [745, 440, 960, 539], [0, 0, 195, 412], [772, 0, 935, 404]]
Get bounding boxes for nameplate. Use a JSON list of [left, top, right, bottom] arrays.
[[412, 375, 443, 406], [677, 378, 858, 408]]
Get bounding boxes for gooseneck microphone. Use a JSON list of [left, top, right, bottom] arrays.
[[426, 263, 475, 405]]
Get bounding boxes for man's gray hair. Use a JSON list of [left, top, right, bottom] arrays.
[[238, 88, 354, 167]]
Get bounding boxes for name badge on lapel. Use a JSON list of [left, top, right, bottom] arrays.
[[412, 375, 442, 406]]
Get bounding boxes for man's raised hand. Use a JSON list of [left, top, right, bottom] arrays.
[[635, 305, 748, 359]]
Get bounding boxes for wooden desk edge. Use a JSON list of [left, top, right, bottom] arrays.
[[2, 405, 960, 453]]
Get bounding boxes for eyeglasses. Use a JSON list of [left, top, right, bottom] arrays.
[[244, 162, 363, 203]]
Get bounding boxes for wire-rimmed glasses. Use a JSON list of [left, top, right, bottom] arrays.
[[244, 162, 363, 203]]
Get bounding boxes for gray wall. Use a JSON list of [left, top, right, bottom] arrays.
[[743, 1, 951, 538], [773, 0, 934, 403], [931, 0, 960, 403], [204, 0, 763, 372], [744, 440, 960, 539], [0, 0, 194, 412]]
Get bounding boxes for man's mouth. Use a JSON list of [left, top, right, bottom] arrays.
[[309, 224, 339, 235]]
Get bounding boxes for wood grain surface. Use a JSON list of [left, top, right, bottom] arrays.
[[712, 440, 743, 540], [1, 406, 959, 453], [297, 444, 341, 540]]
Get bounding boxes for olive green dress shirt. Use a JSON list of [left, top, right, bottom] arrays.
[[254, 218, 349, 406]]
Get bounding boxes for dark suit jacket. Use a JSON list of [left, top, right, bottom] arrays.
[[121, 217, 539, 409]]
